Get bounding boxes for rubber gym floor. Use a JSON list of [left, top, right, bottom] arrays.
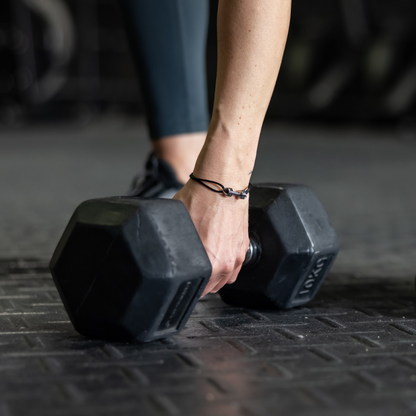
[[1, 117, 416, 416]]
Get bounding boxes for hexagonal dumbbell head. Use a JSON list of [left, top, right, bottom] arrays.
[[219, 184, 339, 309], [50, 197, 211, 343]]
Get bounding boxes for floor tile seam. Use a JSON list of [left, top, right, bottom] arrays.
[[0, 330, 65, 336], [81, 360, 168, 368], [188, 321, 391, 330], [191, 312, 350, 319], [1, 384, 197, 398], [0, 296, 36, 300], [270, 341, 387, 350], [0, 378, 356, 397], [381, 340, 416, 345], [352, 350, 416, 358], [352, 320, 416, 324], [0, 270, 51, 274], [182, 331, 384, 341], [0, 312, 49, 316], [1, 351, 86, 358], [307, 329, 396, 336], [72, 355, 306, 369], [0, 374, 148, 386], [231, 326, 388, 334], [0, 282, 51, 287], [161, 377, 354, 391], [17, 287, 57, 292], [148, 355, 304, 363], [0, 275, 52, 280], [189, 316, 380, 326], [190, 322, 311, 329], [146, 365, 391, 380], [32, 303, 65, 307], [305, 364, 393, 373], [9, 310, 66, 315], [190, 317, 311, 325], [0, 402, 152, 414]]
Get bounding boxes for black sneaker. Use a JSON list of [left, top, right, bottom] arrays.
[[127, 152, 184, 198]]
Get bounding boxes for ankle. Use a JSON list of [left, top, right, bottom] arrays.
[[152, 132, 206, 184]]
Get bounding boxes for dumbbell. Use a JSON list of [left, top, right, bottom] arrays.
[[50, 183, 339, 343]]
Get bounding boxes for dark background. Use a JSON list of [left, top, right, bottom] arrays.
[[1, 0, 416, 127]]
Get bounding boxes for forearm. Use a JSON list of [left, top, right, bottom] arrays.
[[194, 0, 291, 188]]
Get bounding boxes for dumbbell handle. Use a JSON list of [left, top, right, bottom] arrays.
[[243, 238, 260, 267]]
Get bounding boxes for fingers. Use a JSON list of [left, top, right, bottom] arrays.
[[201, 242, 248, 296], [202, 269, 237, 296], [208, 269, 239, 294], [201, 261, 236, 296]]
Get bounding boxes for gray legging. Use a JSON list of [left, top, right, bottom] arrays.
[[120, 0, 210, 140]]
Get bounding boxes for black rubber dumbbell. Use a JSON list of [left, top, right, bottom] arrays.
[[50, 184, 339, 343], [219, 184, 339, 309]]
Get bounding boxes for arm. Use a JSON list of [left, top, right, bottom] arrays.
[[174, 0, 291, 296]]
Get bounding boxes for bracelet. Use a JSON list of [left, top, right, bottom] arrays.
[[190, 173, 251, 199]]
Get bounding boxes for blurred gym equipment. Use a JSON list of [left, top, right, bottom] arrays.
[[1, 0, 415, 123]]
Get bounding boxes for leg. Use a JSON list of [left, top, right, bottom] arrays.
[[120, 0, 209, 183], [152, 132, 206, 184]]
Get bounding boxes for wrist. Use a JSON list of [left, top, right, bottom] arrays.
[[193, 133, 257, 190]]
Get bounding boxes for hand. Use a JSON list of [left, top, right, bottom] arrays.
[[174, 179, 249, 296]]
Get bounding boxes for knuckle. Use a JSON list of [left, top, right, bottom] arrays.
[[220, 260, 235, 276], [227, 276, 237, 285], [237, 252, 246, 266]]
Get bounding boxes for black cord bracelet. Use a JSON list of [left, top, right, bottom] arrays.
[[190, 173, 251, 199]]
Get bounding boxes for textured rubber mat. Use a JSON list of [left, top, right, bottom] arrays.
[[0, 259, 416, 416]]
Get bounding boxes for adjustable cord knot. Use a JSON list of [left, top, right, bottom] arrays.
[[190, 173, 251, 199]]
